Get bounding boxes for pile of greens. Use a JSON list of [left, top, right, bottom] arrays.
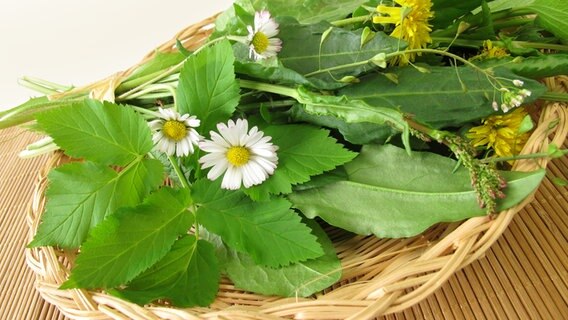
[[2, 0, 567, 308]]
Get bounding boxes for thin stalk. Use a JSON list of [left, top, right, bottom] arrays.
[[168, 155, 191, 189], [432, 37, 568, 51], [304, 60, 370, 77], [480, 149, 568, 164], [20, 76, 72, 92], [332, 15, 372, 27], [18, 142, 60, 159], [539, 92, 568, 102], [18, 79, 59, 95], [239, 79, 300, 99]]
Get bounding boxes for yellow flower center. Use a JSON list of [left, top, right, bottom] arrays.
[[252, 32, 269, 54], [226, 146, 250, 167], [162, 120, 187, 141]]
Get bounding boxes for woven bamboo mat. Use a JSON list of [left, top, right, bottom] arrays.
[[1, 126, 566, 320]]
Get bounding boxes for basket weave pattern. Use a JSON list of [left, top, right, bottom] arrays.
[[25, 16, 568, 320]]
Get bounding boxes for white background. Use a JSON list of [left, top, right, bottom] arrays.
[[0, 0, 233, 110]]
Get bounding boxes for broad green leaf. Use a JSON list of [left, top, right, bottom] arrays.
[[289, 145, 546, 238], [244, 124, 357, 200], [237, 0, 367, 24], [486, 0, 534, 12], [278, 18, 404, 90], [294, 86, 410, 150], [193, 179, 324, 267], [474, 54, 568, 79], [114, 235, 220, 307], [60, 188, 193, 289], [36, 100, 153, 166], [207, 219, 341, 297], [528, 0, 568, 40], [177, 40, 240, 133], [339, 67, 546, 129], [29, 159, 163, 248], [431, 0, 484, 29]]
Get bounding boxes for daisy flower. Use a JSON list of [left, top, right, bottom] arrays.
[[373, 0, 434, 66], [466, 108, 530, 160], [149, 108, 201, 157], [199, 119, 278, 190], [247, 10, 282, 60]]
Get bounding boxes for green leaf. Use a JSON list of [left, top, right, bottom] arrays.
[[294, 86, 410, 150], [474, 54, 568, 79], [193, 179, 324, 267], [338, 66, 547, 128], [124, 51, 185, 82], [177, 40, 240, 134], [29, 159, 163, 248], [528, 0, 568, 40], [431, 0, 484, 29], [237, 0, 367, 24], [205, 219, 341, 297], [277, 18, 403, 90], [61, 188, 193, 289], [289, 104, 397, 145], [487, 0, 534, 12], [114, 235, 220, 307], [244, 124, 357, 200], [36, 100, 153, 166], [288, 145, 546, 238]]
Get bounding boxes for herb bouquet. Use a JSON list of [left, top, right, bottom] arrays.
[[5, 0, 568, 319]]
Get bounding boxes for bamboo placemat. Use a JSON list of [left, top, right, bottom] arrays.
[[1, 126, 566, 320]]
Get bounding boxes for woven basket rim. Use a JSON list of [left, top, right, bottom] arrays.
[[24, 14, 568, 320]]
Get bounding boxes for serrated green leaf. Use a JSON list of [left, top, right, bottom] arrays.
[[206, 219, 341, 297], [29, 159, 163, 248], [60, 188, 193, 289], [114, 235, 220, 307], [288, 145, 546, 238], [529, 0, 568, 40], [193, 179, 323, 267], [339, 66, 547, 128], [36, 100, 153, 166], [244, 124, 357, 201], [277, 18, 403, 90], [177, 40, 240, 133]]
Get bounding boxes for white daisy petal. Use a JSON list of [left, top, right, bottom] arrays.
[[199, 118, 278, 190], [148, 108, 201, 157], [246, 10, 282, 61]]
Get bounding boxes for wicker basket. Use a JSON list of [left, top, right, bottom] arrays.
[[25, 15, 568, 320]]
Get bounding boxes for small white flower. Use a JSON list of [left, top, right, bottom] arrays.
[[199, 119, 278, 190], [519, 89, 531, 97], [149, 108, 201, 157], [247, 10, 282, 60], [492, 101, 499, 111], [501, 103, 509, 113], [513, 79, 524, 87]]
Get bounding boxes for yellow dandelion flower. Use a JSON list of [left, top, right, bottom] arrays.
[[373, 0, 434, 66], [466, 108, 530, 160], [472, 40, 510, 61]]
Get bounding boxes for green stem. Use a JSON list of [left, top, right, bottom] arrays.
[[168, 155, 191, 189], [480, 149, 568, 164], [304, 60, 370, 77], [238, 99, 297, 111], [131, 106, 160, 118], [20, 76, 72, 92], [491, 17, 534, 30], [539, 92, 568, 102], [239, 79, 300, 99], [432, 37, 568, 51], [18, 79, 59, 95], [331, 15, 373, 27]]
